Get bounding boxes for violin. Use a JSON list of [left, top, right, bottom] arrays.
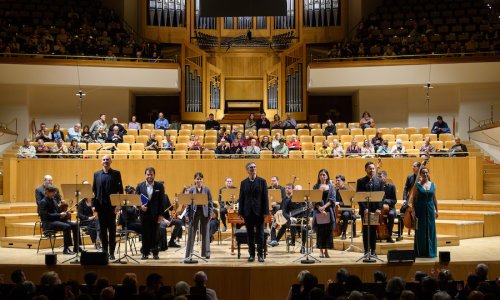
[[59, 200, 76, 221]]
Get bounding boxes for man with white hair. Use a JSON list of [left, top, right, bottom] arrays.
[[193, 271, 218, 300], [66, 123, 82, 142], [391, 139, 406, 157], [108, 117, 127, 135], [35, 175, 61, 208], [17, 138, 37, 158]]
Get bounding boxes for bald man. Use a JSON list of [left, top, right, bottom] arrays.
[[35, 175, 61, 212]]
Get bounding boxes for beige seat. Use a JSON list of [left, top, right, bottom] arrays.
[[350, 128, 363, 136], [289, 150, 302, 159], [310, 129, 323, 136], [181, 124, 193, 130], [340, 135, 353, 144], [259, 129, 272, 137], [245, 129, 257, 137], [153, 129, 165, 137], [158, 151, 172, 159], [142, 123, 154, 130], [202, 150, 215, 159], [87, 143, 101, 151], [419, 127, 431, 135], [378, 128, 390, 135], [136, 135, 149, 145], [205, 130, 217, 137], [313, 136, 326, 143], [299, 136, 312, 143], [165, 129, 178, 137], [391, 127, 404, 135], [204, 136, 217, 144], [444, 140, 455, 149], [113, 150, 128, 160], [131, 143, 145, 151], [173, 150, 187, 159], [139, 129, 151, 137], [260, 150, 273, 158], [187, 150, 201, 159], [348, 122, 360, 129], [297, 129, 310, 136], [337, 128, 350, 136], [129, 150, 143, 159], [335, 122, 347, 129], [410, 134, 423, 142], [284, 129, 296, 136], [117, 143, 130, 151], [204, 142, 216, 150], [431, 141, 444, 149], [364, 128, 377, 136], [296, 123, 308, 129], [78, 143, 87, 150], [406, 149, 420, 157], [414, 141, 425, 150], [405, 127, 417, 135], [123, 135, 135, 144], [303, 150, 316, 159], [194, 124, 205, 130], [193, 129, 205, 137], [439, 133, 453, 142], [382, 134, 395, 142], [127, 129, 138, 137], [175, 143, 188, 152], [177, 136, 190, 144], [425, 134, 438, 141], [220, 124, 232, 131], [396, 134, 409, 141], [83, 150, 96, 159], [179, 129, 191, 136], [301, 142, 314, 152], [309, 123, 321, 129], [403, 141, 414, 149], [143, 151, 157, 159]]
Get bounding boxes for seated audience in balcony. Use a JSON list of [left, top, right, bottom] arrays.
[[271, 132, 282, 150], [359, 111, 375, 130], [331, 139, 344, 158], [205, 113, 220, 130], [66, 123, 82, 142], [256, 112, 271, 130], [245, 113, 257, 130], [188, 134, 203, 151], [94, 127, 108, 144], [273, 138, 289, 158], [346, 139, 361, 156], [51, 139, 68, 158], [230, 136, 244, 157], [323, 119, 336, 136], [431, 116, 451, 136], [361, 139, 375, 158], [18, 138, 37, 158], [145, 132, 160, 152], [35, 123, 52, 142], [161, 134, 174, 152], [51, 123, 65, 144], [155, 112, 169, 130], [217, 127, 230, 143], [35, 139, 50, 158], [287, 135, 301, 151], [377, 140, 391, 156], [81, 125, 94, 143], [128, 115, 141, 131], [371, 130, 384, 152], [317, 140, 332, 158], [244, 138, 261, 159], [260, 135, 273, 151], [228, 127, 240, 143], [391, 139, 406, 157], [420, 137, 435, 155], [107, 126, 123, 144], [215, 138, 230, 158], [245, 131, 257, 146], [271, 114, 283, 129], [108, 117, 127, 135], [68, 139, 83, 158], [282, 113, 297, 129], [90, 114, 108, 136], [449, 137, 468, 157]]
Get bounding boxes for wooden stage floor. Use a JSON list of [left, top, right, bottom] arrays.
[[0, 236, 499, 300]]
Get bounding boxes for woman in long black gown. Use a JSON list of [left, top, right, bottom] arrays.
[[312, 169, 336, 258]]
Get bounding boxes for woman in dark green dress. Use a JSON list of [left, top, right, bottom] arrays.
[[312, 169, 336, 258], [411, 167, 438, 258]]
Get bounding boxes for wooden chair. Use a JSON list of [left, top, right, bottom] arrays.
[[391, 127, 404, 135], [123, 135, 135, 144], [179, 129, 191, 136], [175, 143, 188, 152], [284, 129, 296, 136], [313, 136, 325, 143], [300, 135, 312, 143], [378, 128, 390, 135], [187, 150, 201, 159], [153, 129, 165, 137], [348, 122, 360, 129], [113, 150, 128, 160], [425, 134, 438, 141], [177, 136, 190, 144], [205, 130, 217, 137], [131, 143, 145, 151], [289, 150, 302, 159], [194, 124, 205, 130], [310, 129, 323, 136], [439, 133, 453, 142], [340, 135, 353, 144], [321, 123, 328, 129], [165, 129, 178, 137], [139, 129, 151, 137], [181, 124, 193, 130], [303, 150, 316, 159], [354, 135, 366, 143], [419, 127, 431, 135], [117, 143, 130, 151], [309, 123, 321, 129], [136, 135, 149, 145], [396, 134, 409, 141], [335, 122, 347, 129], [127, 129, 138, 137], [297, 129, 310, 136], [173, 150, 187, 159], [158, 151, 172, 159], [301, 142, 314, 151], [364, 127, 377, 136], [382, 134, 395, 142], [431, 141, 444, 149], [405, 127, 418, 135], [193, 129, 205, 137], [327, 135, 339, 143], [410, 134, 423, 142], [350, 128, 363, 136], [202, 150, 215, 159], [337, 128, 350, 136], [129, 150, 143, 159], [259, 129, 271, 137], [204, 136, 217, 144], [296, 123, 308, 129], [142, 123, 154, 130]]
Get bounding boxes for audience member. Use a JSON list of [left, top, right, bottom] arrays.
[[323, 119, 336, 136], [51, 139, 68, 158], [282, 113, 297, 129], [287, 135, 301, 151], [420, 137, 435, 155], [256, 112, 271, 130], [377, 140, 391, 156], [161, 134, 175, 152], [66, 123, 82, 142], [331, 139, 344, 158], [391, 138, 406, 157], [81, 125, 94, 143], [107, 126, 123, 144], [371, 130, 384, 152], [359, 111, 375, 129], [90, 114, 108, 136], [175, 281, 190, 297], [245, 113, 257, 130], [215, 138, 230, 158], [108, 118, 127, 135], [317, 140, 332, 158], [205, 113, 220, 130], [244, 138, 261, 159], [260, 135, 273, 151], [155, 112, 169, 130], [188, 134, 203, 151], [273, 138, 289, 158], [346, 139, 361, 156], [193, 271, 218, 300], [128, 116, 141, 131], [35, 139, 50, 158], [449, 137, 468, 157], [94, 127, 108, 144], [18, 138, 37, 158], [361, 139, 375, 158], [431, 116, 451, 136], [475, 263, 489, 281], [51, 123, 65, 144], [35, 123, 52, 142]]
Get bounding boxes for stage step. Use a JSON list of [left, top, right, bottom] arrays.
[[0, 203, 37, 214], [438, 200, 500, 212], [482, 194, 500, 201], [333, 234, 460, 255], [0, 235, 92, 250], [438, 210, 500, 236], [6, 222, 40, 237], [0, 213, 39, 237], [435, 220, 484, 239]]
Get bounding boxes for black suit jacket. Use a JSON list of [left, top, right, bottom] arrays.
[[383, 183, 397, 209], [135, 181, 167, 218], [39, 197, 62, 228], [403, 174, 417, 200], [35, 185, 61, 213], [238, 176, 269, 217], [92, 168, 123, 212], [256, 119, 271, 130], [356, 176, 385, 214]]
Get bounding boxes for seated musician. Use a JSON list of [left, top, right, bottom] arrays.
[[335, 175, 357, 240], [77, 180, 101, 250], [159, 187, 189, 250], [268, 176, 286, 247], [268, 183, 308, 253], [39, 185, 79, 255], [118, 187, 142, 234], [377, 170, 397, 243], [218, 178, 238, 232]]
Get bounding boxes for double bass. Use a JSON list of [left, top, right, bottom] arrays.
[[375, 158, 391, 240], [403, 157, 429, 235]]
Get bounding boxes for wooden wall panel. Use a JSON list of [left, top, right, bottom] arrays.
[[5, 157, 476, 203], [225, 80, 263, 100]]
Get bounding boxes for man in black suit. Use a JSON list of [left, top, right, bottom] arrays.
[[135, 167, 168, 260], [35, 175, 61, 212], [238, 162, 269, 262], [356, 161, 384, 257], [92, 155, 123, 260], [401, 161, 421, 214], [39, 185, 78, 254], [377, 170, 397, 243]]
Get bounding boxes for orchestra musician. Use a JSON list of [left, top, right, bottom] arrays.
[[218, 177, 237, 232], [356, 161, 385, 257], [268, 175, 286, 246], [377, 170, 397, 243], [238, 162, 269, 263], [335, 175, 356, 240], [401, 161, 421, 214], [135, 167, 168, 260], [77, 180, 101, 250], [35, 175, 62, 213], [185, 172, 214, 260], [159, 187, 188, 250], [39, 185, 79, 255], [268, 183, 308, 254]]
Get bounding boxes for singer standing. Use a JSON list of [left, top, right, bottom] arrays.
[[356, 161, 384, 257], [185, 172, 213, 260], [135, 167, 167, 260], [238, 162, 269, 262], [92, 155, 123, 260]]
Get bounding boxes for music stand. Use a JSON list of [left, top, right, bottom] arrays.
[[352, 191, 385, 263], [220, 188, 240, 244], [60, 183, 92, 264], [292, 189, 322, 264], [177, 193, 208, 264], [268, 189, 283, 210], [338, 190, 362, 253], [110, 194, 142, 264]]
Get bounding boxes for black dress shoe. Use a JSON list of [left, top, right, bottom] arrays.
[[63, 248, 75, 255], [247, 256, 255, 262], [341, 233, 347, 240], [258, 255, 264, 263], [168, 241, 181, 248], [300, 246, 305, 254], [109, 254, 115, 260], [371, 252, 378, 258], [386, 238, 395, 243], [153, 254, 159, 260], [205, 256, 210, 259], [141, 254, 149, 260]]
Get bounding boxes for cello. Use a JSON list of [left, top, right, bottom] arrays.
[[403, 157, 429, 235], [375, 158, 391, 240]]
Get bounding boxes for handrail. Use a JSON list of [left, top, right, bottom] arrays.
[[0, 52, 177, 63], [0, 118, 18, 135]]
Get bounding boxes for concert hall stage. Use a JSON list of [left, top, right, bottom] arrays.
[[0, 235, 499, 300]]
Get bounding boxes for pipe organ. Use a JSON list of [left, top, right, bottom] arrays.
[[148, 0, 186, 27], [209, 74, 221, 110], [274, 0, 295, 29], [285, 64, 302, 112], [185, 64, 203, 112], [195, 0, 216, 29], [267, 73, 279, 110], [303, 0, 340, 27]]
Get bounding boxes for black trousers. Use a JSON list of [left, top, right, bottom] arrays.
[[45, 220, 78, 250], [387, 209, 396, 237], [362, 225, 377, 253], [80, 218, 100, 244], [97, 209, 117, 255], [340, 211, 357, 235], [220, 207, 228, 227], [140, 215, 159, 255], [244, 213, 265, 257]]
